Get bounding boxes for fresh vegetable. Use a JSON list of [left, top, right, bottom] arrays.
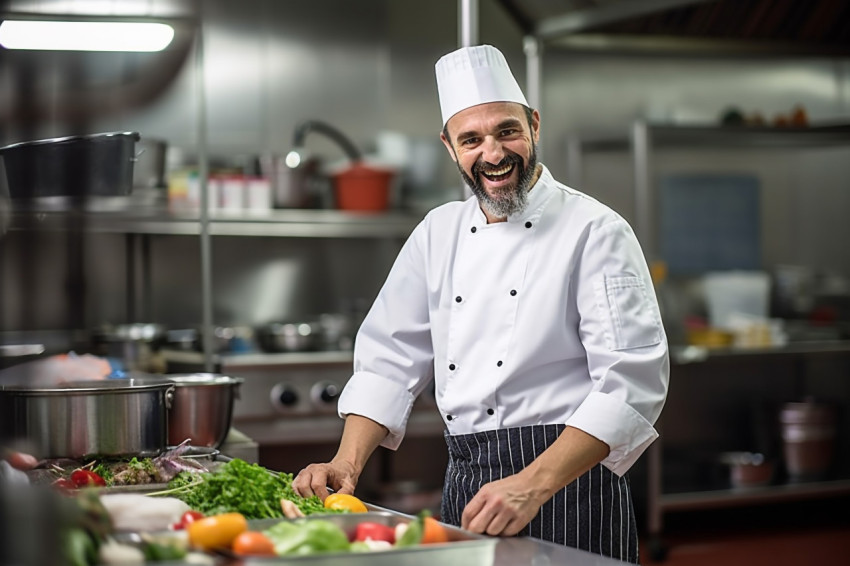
[[44, 441, 210, 490], [280, 498, 305, 518], [53, 477, 76, 491], [71, 469, 106, 488], [350, 539, 393, 552], [158, 458, 334, 519], [98, 538, 145, 565], [90, 461, 115, 486], [141, 537, 188, 562], [231, 531, 276, 556], [63, 528, 99, 566], [353, 522, 395, 544], [264, 519, 350, 556], [395, 514, 423, 547], [186, 512, 248, 551], [171, 510, 205, 530], [421, 516, 449, 544], [323, 493, 367, 513], [395, 510, 448, 546]]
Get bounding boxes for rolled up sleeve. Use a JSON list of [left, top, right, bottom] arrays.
[[569, 217, 670, 476], [336, 218, 435, 450]]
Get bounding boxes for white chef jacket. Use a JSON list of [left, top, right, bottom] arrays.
[[338, 165, 669, 476]]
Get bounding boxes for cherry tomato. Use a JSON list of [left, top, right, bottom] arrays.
[[70, 469, 105, 488], [231, 531, 276, 556], [181, 511, 204, 528], [187, 513, 248, 551], [323, 493, 368, 513], [171, 510, 205, 530], [353, 522, 395, 543]]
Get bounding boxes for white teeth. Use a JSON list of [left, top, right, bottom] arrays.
[[483, 164, 512, 177]]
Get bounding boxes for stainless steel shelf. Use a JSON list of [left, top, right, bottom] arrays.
[[659, 478, 850, 511], [7, 208, 423, 238], [162, 349, 354, 369], [671, 340, 850, 365], [574, 122, 850, 152]]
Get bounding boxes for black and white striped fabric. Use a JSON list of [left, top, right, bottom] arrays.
[[441, 424, 639, 564]]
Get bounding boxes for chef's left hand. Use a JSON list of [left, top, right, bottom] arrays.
[[461, 474, 548, 536]]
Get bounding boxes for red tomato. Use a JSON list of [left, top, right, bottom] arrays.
[[171, 510, 205, 530], [231, 531, 276, 556], [353, 522, 396, 544], [52, 478, 76, 492], [70, 469, 105, 488], [180, 511, 205, 528]]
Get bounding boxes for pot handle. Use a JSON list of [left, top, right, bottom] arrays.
[[164, 384, 176, 409]]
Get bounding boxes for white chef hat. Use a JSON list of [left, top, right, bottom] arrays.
[[435, 44, 528, 126]]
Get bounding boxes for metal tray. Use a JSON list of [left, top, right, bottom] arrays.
[[240, 511, 496, 566], [117, 511, 497, 566]]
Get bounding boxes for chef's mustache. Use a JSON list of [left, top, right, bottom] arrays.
[[472, 152, 524, 178]]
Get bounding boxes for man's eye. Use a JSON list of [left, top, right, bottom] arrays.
[[500, 129, 518, 137], [460, 137, 479, 146]]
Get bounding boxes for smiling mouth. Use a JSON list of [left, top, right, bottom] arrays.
[[480, 163, 515, 183]]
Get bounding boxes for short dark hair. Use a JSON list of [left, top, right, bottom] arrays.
[[442, 104, 535, 145]]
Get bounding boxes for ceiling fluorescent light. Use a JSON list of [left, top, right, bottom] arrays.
[[0, 20, 174, 52]]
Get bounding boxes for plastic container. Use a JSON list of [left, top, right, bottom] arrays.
[[703, 271, 771, 330], [332, 162, 394, 212]]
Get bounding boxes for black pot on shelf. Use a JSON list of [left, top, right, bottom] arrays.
[[0, 131, 140, 199]]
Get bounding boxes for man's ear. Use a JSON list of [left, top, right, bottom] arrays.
[[531, 109, 541, 143], [440, 131, 458, 163]]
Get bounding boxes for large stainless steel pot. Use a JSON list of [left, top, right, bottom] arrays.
[[0, 131, 140, 199], [0, 380, 174, 460], [133, 374, 243, 448]]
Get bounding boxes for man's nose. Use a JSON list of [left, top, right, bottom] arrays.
[[481, 136, 506, 164]]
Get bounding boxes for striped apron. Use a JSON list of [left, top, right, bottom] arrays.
[[441, 424, 639, 564]]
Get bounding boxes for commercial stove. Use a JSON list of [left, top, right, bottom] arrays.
[[162, 349, 444, 446]]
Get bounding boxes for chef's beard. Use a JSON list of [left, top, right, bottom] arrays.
[[457, 143, 538, 219]]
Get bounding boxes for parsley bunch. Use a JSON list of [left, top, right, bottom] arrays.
[[162, 458, 333, 519]]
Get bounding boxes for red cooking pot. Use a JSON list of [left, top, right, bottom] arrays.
[[332, 162, 395, 212]]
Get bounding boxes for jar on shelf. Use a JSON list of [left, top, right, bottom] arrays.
[[779, 399, 837, 481]]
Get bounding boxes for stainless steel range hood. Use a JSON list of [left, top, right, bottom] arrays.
[[495, 0, 850, 56]]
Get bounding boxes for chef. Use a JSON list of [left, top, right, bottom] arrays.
[[293, 44, 669, 564]]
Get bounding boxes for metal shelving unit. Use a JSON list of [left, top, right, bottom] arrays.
[[657, 477, 850, 512], [566, 121, 850, 259], [8, 208, 423, 238], [567, 123, 850, 560], [648, 342, 850, 560]]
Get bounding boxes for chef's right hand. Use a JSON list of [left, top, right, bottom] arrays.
[[292, 459, 358, 501], [4, 451, 38, 471]]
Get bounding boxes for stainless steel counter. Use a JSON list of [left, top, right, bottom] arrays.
[[492, 536, 631, 565]]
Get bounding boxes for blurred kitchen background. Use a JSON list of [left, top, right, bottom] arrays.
[[2, 0, 850, 563]]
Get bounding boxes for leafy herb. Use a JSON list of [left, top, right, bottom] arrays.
[[156, 458, 338, 519], [90, 462, 114, 486]]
